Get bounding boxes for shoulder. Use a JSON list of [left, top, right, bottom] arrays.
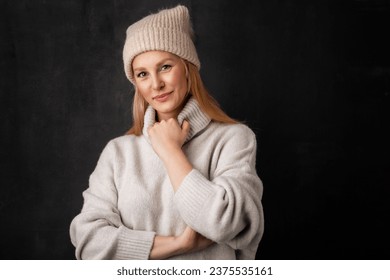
[[102, 134, 140, 154], [205, 122, 259, 167], [200, 122, 258, 159], [209, 122, 257, 145], [107, 134, 136, 145], [96, 134, 146, 166]]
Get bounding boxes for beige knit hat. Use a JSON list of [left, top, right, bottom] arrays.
[[123, 5, 200, 83]]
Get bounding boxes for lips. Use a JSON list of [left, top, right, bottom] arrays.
[[153, 91, 172, 101]]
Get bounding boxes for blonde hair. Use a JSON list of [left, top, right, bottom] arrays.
[[126, 61, 237, 135]]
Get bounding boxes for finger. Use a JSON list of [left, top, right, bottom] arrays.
[[181, 120, 190, 135], [147, 125, 154, 135]]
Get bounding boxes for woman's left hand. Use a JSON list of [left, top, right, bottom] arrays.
[[148, 119, 190, 160]]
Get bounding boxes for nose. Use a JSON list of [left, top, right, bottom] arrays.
[[151, 74, 164, 91]]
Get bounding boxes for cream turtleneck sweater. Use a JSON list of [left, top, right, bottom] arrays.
[[70, 98, 264, 259]]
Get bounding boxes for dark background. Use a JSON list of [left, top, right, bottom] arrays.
[[0, 0, 389, 259]]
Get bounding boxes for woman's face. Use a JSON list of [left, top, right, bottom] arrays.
[[132, 51, 188, 121]]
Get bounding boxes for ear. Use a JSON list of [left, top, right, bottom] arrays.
[[180, 59, 189, 78], [180, 59, 191, 94]]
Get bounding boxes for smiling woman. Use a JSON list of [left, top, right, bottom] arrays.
[[132, 51, 189, 121], [69, 5, 264, 260]]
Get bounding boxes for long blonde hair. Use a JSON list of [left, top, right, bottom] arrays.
[[126, 61, 237, 135]]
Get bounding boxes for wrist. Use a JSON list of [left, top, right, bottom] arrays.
[[174, 232, 193, 254], [150, 235, 184, 259], [159, 145, 183, 162], [168, 235, 185, 255]]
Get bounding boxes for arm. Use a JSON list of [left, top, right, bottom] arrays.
[[175, 125, 264, 252], [147, 119, 215, 254], [148, 120, 263, 253], [147, 118, 192, 190], [69, 142, 155, 259], [150, 226, 213, 259]]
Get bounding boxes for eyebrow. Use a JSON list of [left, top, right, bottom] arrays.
[[133, 58, 176, 72]]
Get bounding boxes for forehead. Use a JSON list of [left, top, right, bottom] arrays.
[[132, 51, 179, 68]]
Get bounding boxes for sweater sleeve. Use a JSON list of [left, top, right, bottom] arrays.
[[69, 141, 156, 260], [174, 125, 264, 253]]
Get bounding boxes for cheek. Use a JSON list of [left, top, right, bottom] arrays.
[[170, 71, 187, 92], [136, 84, 151, 100]]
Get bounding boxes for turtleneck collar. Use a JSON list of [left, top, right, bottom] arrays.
[[142, 97, 211, 144]]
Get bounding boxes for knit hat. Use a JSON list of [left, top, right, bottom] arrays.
[[123, 5, 200, 83]]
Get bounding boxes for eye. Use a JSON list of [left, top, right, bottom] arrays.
[[136, 71, 147, 78], [161, 64, 172, 71]]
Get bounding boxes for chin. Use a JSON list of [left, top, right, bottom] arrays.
[[154, 103, 182, 119]]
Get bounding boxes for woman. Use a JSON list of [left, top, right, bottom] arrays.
[[70, 5, 264, 260]]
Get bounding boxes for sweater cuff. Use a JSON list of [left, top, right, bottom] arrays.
[[115, 226, 156, 260], [174, 169, 216, 225]]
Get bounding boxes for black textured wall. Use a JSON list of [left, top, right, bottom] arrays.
[[0, 0, 389, 259]]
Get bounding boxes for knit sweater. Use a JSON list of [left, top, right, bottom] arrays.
[[70, 98, 264, 260]]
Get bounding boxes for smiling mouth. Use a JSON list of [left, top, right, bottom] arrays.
[[153, 92, 172, 100]]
